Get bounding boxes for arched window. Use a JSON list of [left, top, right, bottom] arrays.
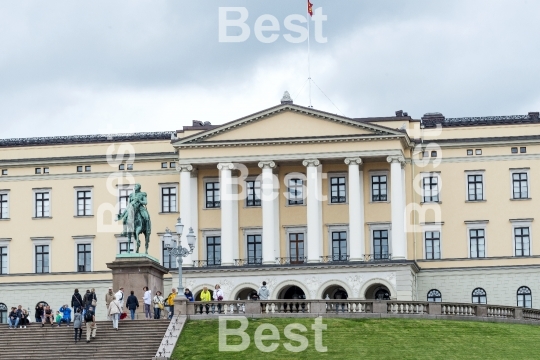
[[517, 286, 532, 308], [427, 289, 442, 302], [472, 288, 487, 304], [0, 303, 7, 323]]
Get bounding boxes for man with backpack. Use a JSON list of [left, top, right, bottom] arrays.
[[85, 306, 96, 343]]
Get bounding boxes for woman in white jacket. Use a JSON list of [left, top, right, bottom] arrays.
[[213, 284, 224, 314], [108, 288, 124, 330]]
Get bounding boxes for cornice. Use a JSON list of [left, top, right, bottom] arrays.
[[0, 169, 177, 182]]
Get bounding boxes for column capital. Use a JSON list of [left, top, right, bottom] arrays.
[[258, 161, 277, 169], [217, 163, 235, 171], [302, 159, 320, 167], [344, 157, 362, 166], [177, 163, 193, 172], [386, 155, 406, 165]]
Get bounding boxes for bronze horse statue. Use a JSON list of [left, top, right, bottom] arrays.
[[117, 184, 152, 254]]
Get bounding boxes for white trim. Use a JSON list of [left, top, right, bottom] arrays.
[[242, 228, 262, 260], [115, 236, 134, 255], [244, 177, 262, 208], [285, 226, 307, 258], [369, 170, 390, 203], [0, 239, 10, 275], [327, 172, 348, 205], [284, 173, 306, 207], [466, 223, 487, 259], [73, 237, 94, 272], [420, 172, 441, 203], [201, 230, 221, 264], [367, 223, 392, 256], [464, 170, 485, 201], [73, 187, 93, 216], [32, 237, 53, 274], [421, 224, 442, 260], [0, 189, 10, 219], [326, 224, 349, 257], [32, 188, 51, 218], [511, 220, 533, 257], [159, 183, 179, 213], [509, 168, 531, 200], [203, 177, 220, 210]]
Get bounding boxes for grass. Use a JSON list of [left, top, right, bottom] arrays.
[[171, 317, 540, 360]]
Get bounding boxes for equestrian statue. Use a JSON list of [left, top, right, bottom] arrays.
[[117, 183, 152, 254]]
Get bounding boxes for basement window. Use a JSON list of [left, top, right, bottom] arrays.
[[77, 166, 83, 172], [467, 149, 473, 156], [520, 147, 527, 154], [1, 169, 7, 176], [475, 149, 482, 155], [511, 147, 518, 154]]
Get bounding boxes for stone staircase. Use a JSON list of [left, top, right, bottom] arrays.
[[0, 319, 170, 359]]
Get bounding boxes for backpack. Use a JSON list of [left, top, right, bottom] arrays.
[[84, 311, 94, 322]]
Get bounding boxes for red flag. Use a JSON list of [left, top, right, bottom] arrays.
[[308, 0, 313, 17]]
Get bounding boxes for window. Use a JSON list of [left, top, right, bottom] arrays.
[[422, 151, 429, 158], [0, 193, 8, 219], [77, 244, 91, 272], [520, 147, 527, 153], [288, 178, 304, 205], [431, 151, 438, 158], [170, 162, 176, 168], [427, 289, 442, 302], [330, 176, 346, 203], [206, 236, 221, 266], [119, 241, 133, 254], [35, 168, 41, 174], [161, 187, 177, 213], [517, 286, 532, 308], [511, 147, 518, 154], [35, 192, 50, 217], [422, 175, 439, 203], [425, 231, 441, 259], [0, 303, 7, 324], [77, 190, 92, 216], [35, 245, 49, 273], [467, 149, 473, 156], [162, 241, 175, 269], [85, 166, 91, 172], [467, 174, 483, 201], [1, 169, 6, 176], [373, 230, 389, 260], [205, 182, 220, 208], [0, 247, 7, 274], [512, 172, 528, 199], [127, 164, 133, 171], [118, 187, 132, 214], [247, 234, 262, 264], [472, 288, 487, 304], [43, 167, 49, 174], [246, 180, 261, 207], [119, 164, 125, 171], [514, 227, 530, 257], [289, 233, 305, 264], [371, 175, 388, 202], [331, 231, 347, 261], [475, 149, 482, 155], [469, 229, 486, 258], [161, 162, 168, 169], [77, 166, 83, 172]]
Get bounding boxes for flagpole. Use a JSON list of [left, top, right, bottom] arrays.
[[307, 1, 312, 108]]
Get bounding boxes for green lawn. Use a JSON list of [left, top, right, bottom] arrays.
[[172, 317, 540, 360]]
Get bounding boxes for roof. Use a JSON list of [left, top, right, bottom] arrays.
[[422, 112, 540, 128], [0, 132, 174, 148]]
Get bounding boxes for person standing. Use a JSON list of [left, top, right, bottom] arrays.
[[165, 288, 177, 319], [35, 303, 44, 323], [108, 288, 124, 330], [199, 287, 211, 314], [153, 291, 164, 319], [84, 306, 96, 343], [258, 281, 270, 300], [126, 291, 139, 320], [73, 308, 82, 343], [184, 288, 194, 302], [8, 307, 19, 329], [72, 289, 84, 314], [90, 288, 98, 310], [143, 286, 152, 320], [105, 288, 115, 309], [213, 284, 224, 314]]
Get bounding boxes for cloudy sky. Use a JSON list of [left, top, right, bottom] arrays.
[[1, 0, 539, 138]]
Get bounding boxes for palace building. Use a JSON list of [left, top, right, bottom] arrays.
[[1, 93, 540, 320]]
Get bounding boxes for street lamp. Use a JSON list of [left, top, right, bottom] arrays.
[[162, 217, 196, 293]]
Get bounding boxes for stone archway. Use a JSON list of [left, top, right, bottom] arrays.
[[192, 284, 215, 301], [271, 280, 310, 300], [359, 278, 396, 300], [317, 280, 353, 299], [365, 283, 391, 300], [230, 283, 259, 300]]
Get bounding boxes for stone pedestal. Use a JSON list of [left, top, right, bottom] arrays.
[[106, 254, 169, 319]]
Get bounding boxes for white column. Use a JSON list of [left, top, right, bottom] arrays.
[[178, 164, 194, 267], [387, 155, 406, 260], [218, 163, 236, 266], [303, 159, 323, 263], [258, 161, 278, 265], [189, 171, 199, 264], [345, 158, 364, 262]]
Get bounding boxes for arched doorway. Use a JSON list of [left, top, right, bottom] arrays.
[[321, 285, 348, 300], [278, 285, 306, 300], [365, 284, 391, 300], [0, 303, 7, 323], [235, 288, 258, 301]]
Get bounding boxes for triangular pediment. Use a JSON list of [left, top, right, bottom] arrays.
[[173, 104, 407, 146]]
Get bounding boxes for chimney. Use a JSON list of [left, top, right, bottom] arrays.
[[192, 120, 203, 127], [281, 91, 293, 105], [395, 110, 403, 117], [528, 112, 539, 120]]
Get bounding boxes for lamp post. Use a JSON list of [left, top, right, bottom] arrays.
[[162, 217, 196, 293]]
